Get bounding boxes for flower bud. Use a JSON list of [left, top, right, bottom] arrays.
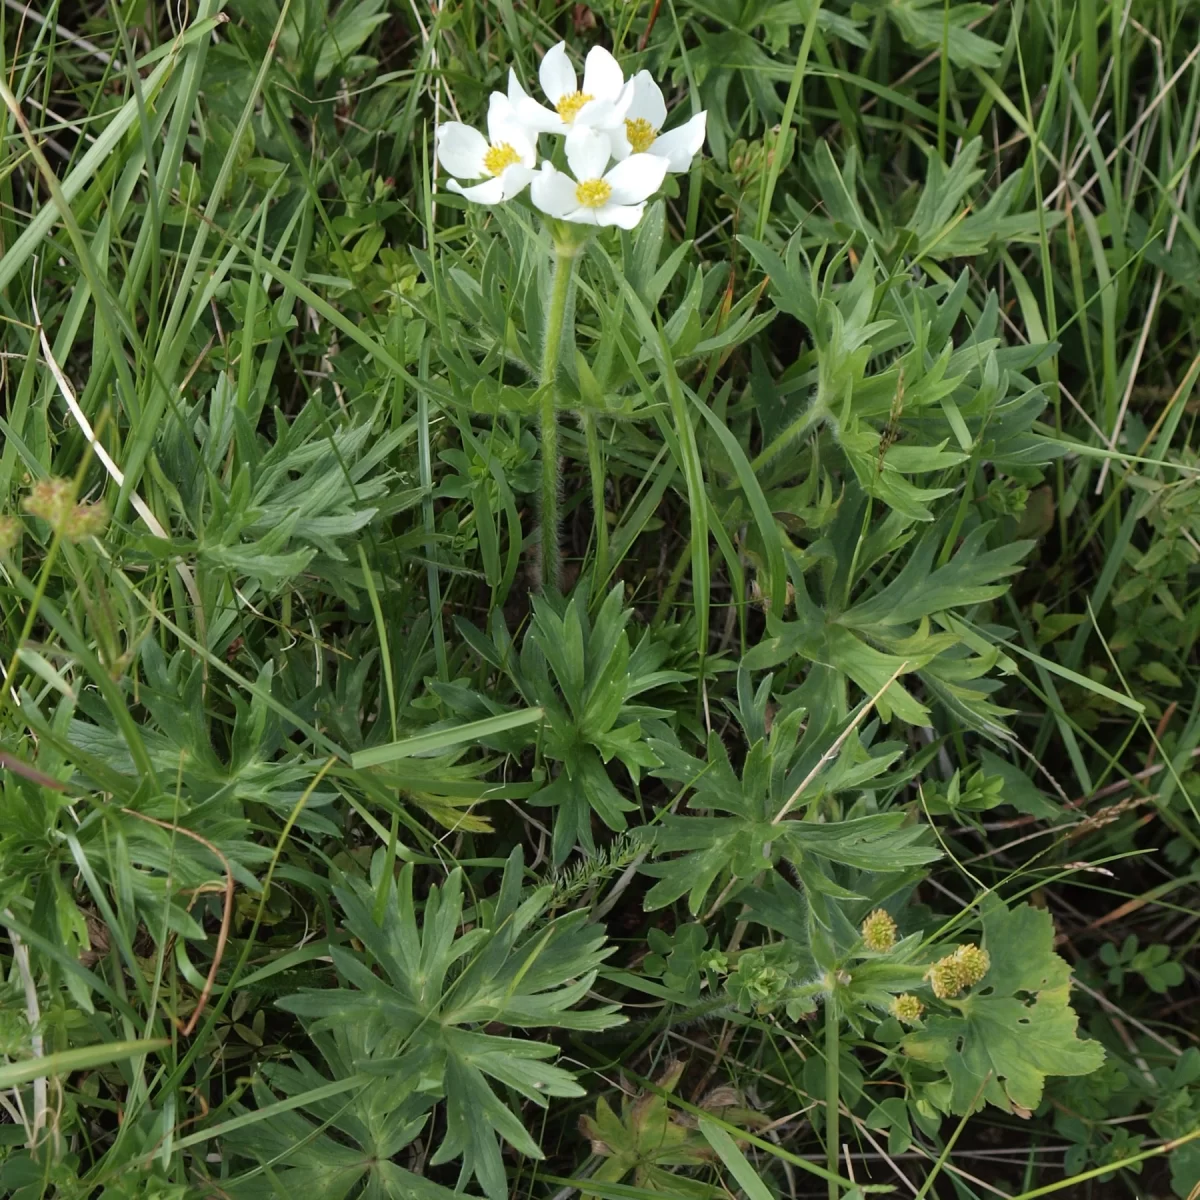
[[891, 993, 924, 1024]]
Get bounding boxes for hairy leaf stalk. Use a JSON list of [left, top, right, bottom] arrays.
[[538, 245, 579, 593], [826, 988, 840, 1200]]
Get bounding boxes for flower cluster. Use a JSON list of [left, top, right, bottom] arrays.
[[861, 908, 898, 952], [436, 43, 706, 229], [22, 478, 108, 542], [891, 993, 924, 1024], [927, 943, 991, 1000], [0, 515, 19, 555]]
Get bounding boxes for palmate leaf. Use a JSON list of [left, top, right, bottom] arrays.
[[448, 584, 688, 864], [642, 674, 938, 915], [883, 0, 1002, 68], [902, 902, 1105, 1114], [580, 1060, 732, 1197], [221, 1025, 463, 1200], [843, 523, 1032, 632], [747, 511, 1032, 732], [278, 848, 624, 1200]]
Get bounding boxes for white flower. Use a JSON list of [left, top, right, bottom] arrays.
[[436, 92, 537, 204], [509, 42, 632, 135], [610, 70, 707, 172], [530, 127, 667, 229]]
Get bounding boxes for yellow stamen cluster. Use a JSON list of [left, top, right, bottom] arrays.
[[556, 90, 593, 124], [892, 993, 924, 1024], [483, 142, 521, 176], [927, 943, 991, 999], [625, 117, 657, 154], [861, 908, 897, 952], [22, 478, 108, 542], [575, 178, 612, 208]]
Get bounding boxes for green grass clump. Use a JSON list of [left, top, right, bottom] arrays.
[[0, 0, 1198, 1196]]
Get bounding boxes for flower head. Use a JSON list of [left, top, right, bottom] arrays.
[[953, 943, 991, 986], [861, 908, 898, 952], [437, 92, 537, 205], [611, 70, 707, 173], [891, 993, 924, 1024], [927, 957, 965, 1000], [531, 127, 666, 229], [21, 478, 107, 542], [510, 42, 631, 135], [22, 477, 73, 529], [0, 515, 19, 555], [926, 943, 990, 999]]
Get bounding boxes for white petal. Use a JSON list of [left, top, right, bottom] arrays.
[[577, 80, 634, 131], [539, 41, 576, 104], [582, 46, 624, 101], [560, 208, 600, 226], [510, 69, 566, 134], [507, 68, 531, 109], [497, 163, 535, 199], [486, 92, 516, 143], [592, 202, 646, 229], [446, 175, 506, 205], [608, 123, 633, 162], [651, 111, 707, 172], [436, 122, 489, 179], [626, 71, 667, 129], [565, 127, 611, 182], [488, 95, 538, 165], [516, 99, 568, 134], [603, 152, 667, 204], [530, 164, 580, 218]]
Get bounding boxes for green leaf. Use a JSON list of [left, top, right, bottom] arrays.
[[351, 708, 544, 768], [279, 850, 623, 1199], [0, 1040, 168, 1090], [902, 903, 1105, 1114], [697, 1116, 774, 1200]]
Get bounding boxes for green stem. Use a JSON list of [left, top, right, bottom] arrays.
[[538, 245, 578, 594], [825, 990, 840, 1200], [583, 408, 608, 594]]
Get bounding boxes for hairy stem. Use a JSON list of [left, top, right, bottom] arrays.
[[583, 407, 608, 592], [826, 991, 840, 1200], [538, 246, 578, 593]]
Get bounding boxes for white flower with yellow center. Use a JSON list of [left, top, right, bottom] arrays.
[[530, 127, 667, 229], [436, 92, 537, 204], [509, 42, 632, 136], [610, 70, 707, 172]]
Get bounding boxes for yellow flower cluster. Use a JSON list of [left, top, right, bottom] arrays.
[[927, 943, 991, 999], [861, 908, 898, 952], [891, 993, 924, 1024]]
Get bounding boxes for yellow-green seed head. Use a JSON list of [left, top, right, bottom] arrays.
[[892, 993, 924, 1024], [0, 516, 20, 555], [927, 956, 966, 999], [23, 480, 107, 542], [63, 501, 108, 542], [22, 478, 73, 530], [953, 943, 990, 986], [861, 908, 897, 952]]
